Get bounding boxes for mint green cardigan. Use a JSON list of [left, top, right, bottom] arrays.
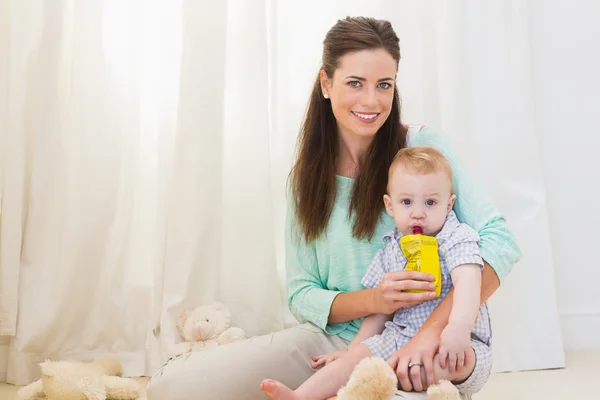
[[285, 125, 522, 342]]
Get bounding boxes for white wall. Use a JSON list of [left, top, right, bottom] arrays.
[[529, 0, 600, 350]]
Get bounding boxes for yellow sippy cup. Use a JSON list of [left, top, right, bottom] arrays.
[[400, 226, 442, 297]]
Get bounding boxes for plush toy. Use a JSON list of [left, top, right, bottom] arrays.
[[16, 357, 143, 400], [168, 302, 247, 359], [336, 357, 461, 400]]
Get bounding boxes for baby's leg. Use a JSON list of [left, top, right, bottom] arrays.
[[260, 344, 372, 400]]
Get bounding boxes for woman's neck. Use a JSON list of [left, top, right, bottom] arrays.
[[336, 129, 373, 178]]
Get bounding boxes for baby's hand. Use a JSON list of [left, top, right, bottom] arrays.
[[439, 323, 471, 373], [311, 349, 348, 368]]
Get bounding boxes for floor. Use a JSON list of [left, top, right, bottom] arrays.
[[0, 351, 596, 399], [476, 351, 597, 399]]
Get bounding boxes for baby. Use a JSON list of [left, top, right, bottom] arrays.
[[261, 146, 492, 399]]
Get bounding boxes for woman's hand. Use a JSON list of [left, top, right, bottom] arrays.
[[372, 271, 437, 314], [311, 349, 348, 368], [387, 327, 441, 392]]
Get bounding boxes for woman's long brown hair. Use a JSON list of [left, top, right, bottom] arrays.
[[290, 17, 407, 243]]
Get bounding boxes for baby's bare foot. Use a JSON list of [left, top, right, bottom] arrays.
[[260, 379, 299, 400]]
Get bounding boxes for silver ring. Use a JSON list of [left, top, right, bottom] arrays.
[[408, 362, 422, 368]]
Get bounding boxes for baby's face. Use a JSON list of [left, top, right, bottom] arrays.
[[383, 167, 455, 237]]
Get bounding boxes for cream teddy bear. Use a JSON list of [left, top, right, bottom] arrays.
[[336, 357, 461, 400], [168, 302, 247, 359], [16, 357, 142, 400]]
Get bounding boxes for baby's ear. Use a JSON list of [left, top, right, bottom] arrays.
[[447, 194, 457, 212], [383, 194, 394, 217]]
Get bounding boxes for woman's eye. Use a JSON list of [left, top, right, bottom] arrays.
[[347, 81, 361, 88], [378, 82, 392, 89], [426, 200, 436, 206], [401, 199, 411, 205]]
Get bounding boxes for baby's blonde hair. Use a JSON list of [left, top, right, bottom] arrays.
[[389, 146, 454, 192]]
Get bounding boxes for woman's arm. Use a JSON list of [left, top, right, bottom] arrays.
[[285, 199, 340, 331], [347, 313, 393, 349], [328, 290, 378, 325]]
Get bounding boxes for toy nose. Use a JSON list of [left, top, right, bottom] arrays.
[[193, 321, 213, 340]]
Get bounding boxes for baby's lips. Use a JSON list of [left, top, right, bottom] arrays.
[[411, 225, 423, 234]]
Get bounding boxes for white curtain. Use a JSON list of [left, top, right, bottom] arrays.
[[149, 0, 284, 373], [0, 0, 184, 384], [0, 0, 564, 385]]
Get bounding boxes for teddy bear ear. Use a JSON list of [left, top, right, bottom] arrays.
[[212, 302, 231, 317], [176, 310, 190, 334]]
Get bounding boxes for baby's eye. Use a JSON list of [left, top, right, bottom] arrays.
[[347, 81, 361, 88], [401, 199, 411, 205], [378, 82, 392, 89], [206, 318, 209, 322], [425, 200, 436, 206]]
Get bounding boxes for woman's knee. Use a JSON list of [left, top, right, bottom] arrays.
[[146, 325, 338, 399], [146, 355, 218, 399]]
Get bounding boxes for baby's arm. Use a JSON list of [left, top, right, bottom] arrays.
[[439, 224, 485, 372], [448, 264, 482, 330], [439, 264, 481, 373], [349, 312, 393, 349]]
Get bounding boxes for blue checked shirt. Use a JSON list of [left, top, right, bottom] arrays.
[[361, 211, 492, 342]]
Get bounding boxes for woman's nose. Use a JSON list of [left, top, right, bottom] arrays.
[[360, 86, 377, 107]]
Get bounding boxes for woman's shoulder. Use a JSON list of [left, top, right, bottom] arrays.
[[405, 124, 451, 149], [405, 124, 423, 146]]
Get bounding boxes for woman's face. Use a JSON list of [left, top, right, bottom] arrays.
[[321, 48, 397, 142]]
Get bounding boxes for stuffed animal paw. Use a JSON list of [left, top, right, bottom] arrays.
[[337, 357, 397, 400], [426, 380, 461, 400]]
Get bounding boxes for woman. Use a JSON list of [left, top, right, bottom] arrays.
[[146, 16, 521, 400]]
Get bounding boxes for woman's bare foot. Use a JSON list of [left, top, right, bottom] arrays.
[[260, 379, 300, 400]]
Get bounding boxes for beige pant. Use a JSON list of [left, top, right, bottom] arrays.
[[145, 323, 471, 400]]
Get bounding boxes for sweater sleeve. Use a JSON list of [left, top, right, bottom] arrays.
[[412, 127, 522, 284], [284, 196, 341, 331]]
